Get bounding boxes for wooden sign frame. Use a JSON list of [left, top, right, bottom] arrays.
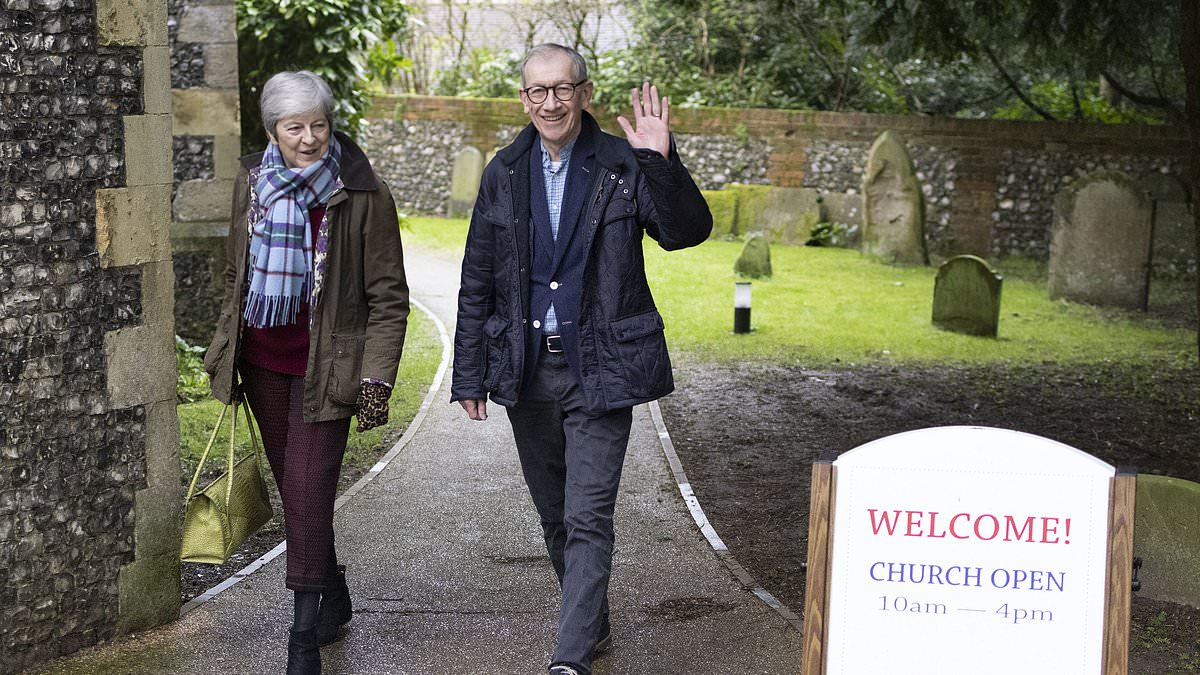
[[801, 455, 1136, 675]]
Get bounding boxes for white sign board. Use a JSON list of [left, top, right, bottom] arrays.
[[826, 426, 1115, 674]]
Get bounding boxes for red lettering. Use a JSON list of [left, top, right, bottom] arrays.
[[973, 514, 999, 540], [1004, 516, 1035, 542], [904, 510, 924, 537], [868, 509, 901, 535], [1040, 517, 1060, 544], [949, 513, 971, 539], [865, 509, 1075, 544], [927, 511, 946, 539]]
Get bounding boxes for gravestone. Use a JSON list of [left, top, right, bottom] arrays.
[[932, 255, 1003, 337], [448, 146, 485, 217], [1137, 172, 1194, 278], [734, 233, 772, 279], [1133, 475, 1200, 609], [758, 186, 824, 244], [861, 131, 927, 265], [1049, 172, 1153, 309]]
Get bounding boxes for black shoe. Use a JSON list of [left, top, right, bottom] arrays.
[[315, 565, 353, 646], [287, 626, 321, 675], [593, 612, 612, 655]]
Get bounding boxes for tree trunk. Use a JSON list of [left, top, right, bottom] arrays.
[[1182, 0, 1200, 360]]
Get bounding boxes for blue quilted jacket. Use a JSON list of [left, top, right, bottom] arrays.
[[451, 113, 712, 412]]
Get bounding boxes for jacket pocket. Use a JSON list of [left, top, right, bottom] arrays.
[[203, 309, 235, 376], [481, 314, 510, 391], [610, 309, 670, 399], [328, 331, 366, 406], [203, 335, 229, 376]]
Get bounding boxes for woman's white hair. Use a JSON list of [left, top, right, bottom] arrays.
[[259, 71, 336, 138]]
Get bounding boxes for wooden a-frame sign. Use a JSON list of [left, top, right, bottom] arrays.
[[801, 427, 1136, 675]]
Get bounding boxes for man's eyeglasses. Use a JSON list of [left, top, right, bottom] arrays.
[[522, 80, 588, 104]]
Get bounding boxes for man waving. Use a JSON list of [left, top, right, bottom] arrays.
[[451, 43, 712, 675]]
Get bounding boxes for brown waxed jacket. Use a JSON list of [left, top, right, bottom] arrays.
[[204, 132, 409, 422]]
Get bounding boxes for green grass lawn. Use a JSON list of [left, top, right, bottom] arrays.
[[404, 215, 1197, 368], [178, 306, 443, 480]]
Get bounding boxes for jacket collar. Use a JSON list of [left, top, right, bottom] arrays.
[[497, 111, 625, 172], [240, 130, 378, 191]]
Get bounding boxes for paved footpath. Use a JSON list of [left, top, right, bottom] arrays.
[[35, 248, 802, 675]]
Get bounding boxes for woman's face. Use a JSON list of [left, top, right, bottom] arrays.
[[270, 110, 331, 169]]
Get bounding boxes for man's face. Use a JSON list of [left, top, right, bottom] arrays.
[[521, 52, 592, 155]]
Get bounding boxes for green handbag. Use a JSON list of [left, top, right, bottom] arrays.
[[180, 399, 274, 564]]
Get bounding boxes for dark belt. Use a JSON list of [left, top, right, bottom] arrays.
[[543, 334, 563, 353]]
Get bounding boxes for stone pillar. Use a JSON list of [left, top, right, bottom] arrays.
[[95, 0, 185, 640], [168, 0, 240, 345], [0, 0, 179, 671]]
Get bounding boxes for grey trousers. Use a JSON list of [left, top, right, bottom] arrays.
[[506, 350, 633, 675]]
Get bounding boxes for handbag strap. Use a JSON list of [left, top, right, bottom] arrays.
[[183, 399, 266, 508], [185, 403, 231, 502], [224, 397, 239, 507], [240, 398, 263, 462], [224, 400, 265, 508]]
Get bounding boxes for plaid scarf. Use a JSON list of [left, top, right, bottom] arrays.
[[245, 135, 342, 328]]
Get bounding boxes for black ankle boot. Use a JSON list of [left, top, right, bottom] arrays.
[[287, 626, 321, 674], [315, 565, 353, 646]]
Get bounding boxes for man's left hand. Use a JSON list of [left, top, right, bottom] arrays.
[[616, 80, 670, 158]]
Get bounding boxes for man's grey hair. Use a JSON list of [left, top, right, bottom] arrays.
[[520, 44, 588, 86], [260, 70, 337, 138]]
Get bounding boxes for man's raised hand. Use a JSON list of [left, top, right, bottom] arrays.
[[616, 80, 670, 158]]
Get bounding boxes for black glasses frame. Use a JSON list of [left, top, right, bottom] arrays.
[[521, 79, 589, 104]]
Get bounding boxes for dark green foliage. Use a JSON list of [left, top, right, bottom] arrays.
[[237, 0, 408, 154], [592, 0, 1002, 115], [434, 48, 522, 98], [579, 0, 1181, 123], [806, 221, 858, 248], [852, 0, 1184, 123], [176, 336, 209, 404]]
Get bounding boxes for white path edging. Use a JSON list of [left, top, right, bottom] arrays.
[[647, 400, 804, 632], [181, 298, 452, 616]]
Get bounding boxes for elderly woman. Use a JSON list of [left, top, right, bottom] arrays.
[[204, 70, 408, 674]]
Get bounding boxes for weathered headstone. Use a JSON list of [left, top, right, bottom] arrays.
[[931, 255, 1003, 337], [734, 233, 772, 279], [448, 145, 484, 217], [758, 186, 824, 244], [861, 131, 927, 265], [1134, 475, 1200, 609], [1049, 171, 1153, 309], [1137, 172, 1194, 278]]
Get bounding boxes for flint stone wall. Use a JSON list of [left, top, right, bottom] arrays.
[[803, 139, 956, 255], [1, 0, 179, 671], [360, 116, 772, 215], [993, 151, 1186, 261], [167, 0, 238, 345], [365, 95, 1192, 275]]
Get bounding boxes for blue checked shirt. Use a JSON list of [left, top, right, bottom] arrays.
[[540, 137, 575, 334]]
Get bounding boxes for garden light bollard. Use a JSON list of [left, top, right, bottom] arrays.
[[734, 281, 752, 334]]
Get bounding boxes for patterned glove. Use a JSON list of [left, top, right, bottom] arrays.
[[355, 380, 391, 433]]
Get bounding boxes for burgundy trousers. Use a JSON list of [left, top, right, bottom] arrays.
[[240, 364, 349, 592]]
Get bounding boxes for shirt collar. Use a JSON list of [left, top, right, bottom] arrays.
[[540, 137, 577, 170]]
